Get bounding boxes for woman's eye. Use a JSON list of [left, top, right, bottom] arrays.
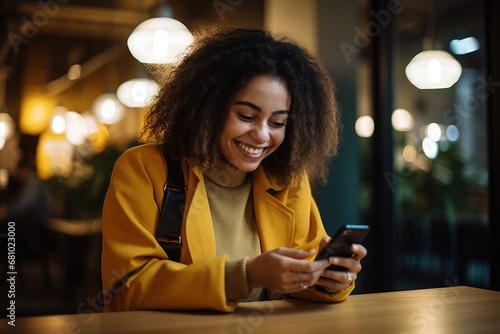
[[237, 113, 254, 121], [270, 120, 287, 128]]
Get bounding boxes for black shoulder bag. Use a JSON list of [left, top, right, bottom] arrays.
[[155, 156, 186, 262]]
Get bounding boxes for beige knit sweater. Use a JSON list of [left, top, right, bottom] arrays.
[[203, 159, 265, 302]]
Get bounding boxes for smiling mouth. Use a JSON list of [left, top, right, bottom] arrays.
[[236, 141, 265, 156]]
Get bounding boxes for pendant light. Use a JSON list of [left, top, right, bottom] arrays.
[[127, 17, 193, 64], [405, 0, 462, 89], [0, 112, 15, 141], [117, 78, 159, 108], [0, 111, 15, 150], [92, 93, 125, 125]]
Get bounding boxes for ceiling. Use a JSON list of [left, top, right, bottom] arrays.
[[0, 0, 265, 72], [0, 0, 265, 45], [0, 0, 486, 128], [2, 0, 160, 40], [0, 0, 264, 124], [0, 0, 483, 75]]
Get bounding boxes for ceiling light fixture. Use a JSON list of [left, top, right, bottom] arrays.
[[391, 108, 414, 131], [405, 0, 462, 89], [117, 78, 159, 108], [127, 17, 194, 64], [0, 112, 15, 141], [92, 93, 125, 125], [355, 115, 375, 138]]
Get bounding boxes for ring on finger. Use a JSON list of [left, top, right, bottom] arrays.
[[346, 271, 352, 282], [299, 281, 308, 290]]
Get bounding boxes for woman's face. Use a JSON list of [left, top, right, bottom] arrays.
[[219, 75, 291, 172]]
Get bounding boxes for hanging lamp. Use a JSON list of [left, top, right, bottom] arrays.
[[117, 78, 159, 108], [127, 17, 193, 64], [92, 93, 125, 125], [405, 0, 462, 89], [0, 112, 15, 140]]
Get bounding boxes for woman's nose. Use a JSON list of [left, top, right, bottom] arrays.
[[250, 123, 270, 143]]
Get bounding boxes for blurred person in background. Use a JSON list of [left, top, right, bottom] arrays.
[[0, 136, 53, 258]]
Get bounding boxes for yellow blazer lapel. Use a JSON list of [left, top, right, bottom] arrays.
[[182, 165, 295, 262], [252, 168, 294, 251], [183, 167, 217, 263]]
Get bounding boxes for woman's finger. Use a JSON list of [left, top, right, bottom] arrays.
[[273, 247, 315, 260], [350, 243, 368, 261], [321, 267, 356, 282]]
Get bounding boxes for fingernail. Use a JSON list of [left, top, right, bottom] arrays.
[[330, 257, 339, 264]]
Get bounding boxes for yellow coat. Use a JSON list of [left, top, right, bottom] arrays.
[[101, 144, 354, 312]]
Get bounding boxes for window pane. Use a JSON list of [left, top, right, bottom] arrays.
[[392, 0, 489, 289]]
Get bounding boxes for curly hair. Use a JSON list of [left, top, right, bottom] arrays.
[[141, 26, 341, 187]]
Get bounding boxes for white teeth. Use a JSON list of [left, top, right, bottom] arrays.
[[238, 142, 263, 155]]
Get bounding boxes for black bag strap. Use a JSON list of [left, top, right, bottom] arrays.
[[155, 155, 186, 262]]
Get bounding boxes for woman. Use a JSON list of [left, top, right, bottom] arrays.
[[101, 27, 367, 312]]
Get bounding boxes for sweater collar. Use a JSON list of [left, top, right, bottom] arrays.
[[189, 161, 286, 191], [202, 158, 249, 188]]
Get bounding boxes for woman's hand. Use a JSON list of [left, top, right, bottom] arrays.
[[314, 236, 368, 293], [246, 247, 332, 293]]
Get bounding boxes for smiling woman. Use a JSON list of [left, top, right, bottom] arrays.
[[100, 26, 368, 313], [219, 75, 290, 172], [142, 27, 341, 187]]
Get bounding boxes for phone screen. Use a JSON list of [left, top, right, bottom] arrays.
[[315, 224, 369, 271]]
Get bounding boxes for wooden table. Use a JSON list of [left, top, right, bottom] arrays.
[[3, 286, 500, 333]]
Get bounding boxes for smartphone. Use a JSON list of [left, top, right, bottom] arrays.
[[315, 224, 369, 271]]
